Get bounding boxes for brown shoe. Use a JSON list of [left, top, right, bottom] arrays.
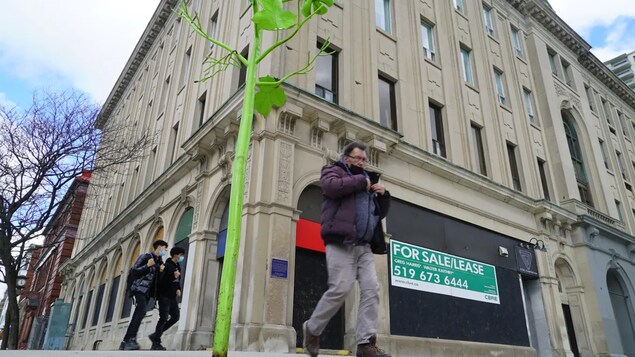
[[302, 321, 319, 357], [356, 336, 391, 357]]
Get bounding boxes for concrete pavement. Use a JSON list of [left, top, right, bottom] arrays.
[[0, 351, 303, 357], [0, 349, 353, 357]]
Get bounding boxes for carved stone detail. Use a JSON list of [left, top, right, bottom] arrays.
[[243, 144, 253, 202], [276, 142, 293, 204], [192, 182, 203, 231]]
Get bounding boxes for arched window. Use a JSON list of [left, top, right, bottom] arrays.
[[563, 114, 593, 206], [607, 270, 635, 354], [81, 272, 96, 330], [174, 208, 193, 292], [92, 262, 108, 326], [106, 254, 122, 323], [121, 242, 141, 318]]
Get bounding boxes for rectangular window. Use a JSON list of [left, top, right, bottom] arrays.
[[460, 46, 474, 85], [315, 42, 338, 103], [599, 139, 610, 170], [421, 20, 436, 61], [616, 200, 624, 222], [429, 102, 446, 158], [375, 0, 391, 33], [507, 143, 522, 191], [209, 11, 218, 52], [585, 85, 595, 111], [483, 4, 494, 36], [618, 111, 627, 137], [561, 59, 572, 86], [378, 75, 397, 130], [471, 124, 487, 175], [617, 150, 627, 180], [197, 91, 207, 127], [548, 48, 558, 75], [523, 88, 536, 124], [238, 46, 249, 88], [454, 0, 465, 13], [511, 26, 523, 57], [602, 99, 613, 125], [538, 159, 551, 201], [493, 68, 506, 105], [179, 46, 192, 89], [169, 122, 180, 164]]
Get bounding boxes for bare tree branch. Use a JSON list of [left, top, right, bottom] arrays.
[[0, 88, 154, 349]]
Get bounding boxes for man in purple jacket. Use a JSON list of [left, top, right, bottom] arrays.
[[303, 142, 391, 357]]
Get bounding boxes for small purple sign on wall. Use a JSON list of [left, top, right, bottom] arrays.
[[271, 258, 288, 279]]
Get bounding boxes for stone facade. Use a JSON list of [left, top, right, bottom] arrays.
[[60, 1, 635, 356]]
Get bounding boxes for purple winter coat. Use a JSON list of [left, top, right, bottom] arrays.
[[319, 161, 391, 254]]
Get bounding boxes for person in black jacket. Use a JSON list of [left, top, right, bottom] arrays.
[[148, 246, 186, 350], [119, 240, 167, 350]]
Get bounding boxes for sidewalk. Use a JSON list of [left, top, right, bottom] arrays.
[[0, 351, 302, 357]]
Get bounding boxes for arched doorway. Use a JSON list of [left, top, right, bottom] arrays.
[[607, 269, 635, 355], [555, 258, 585, 357], [293, 184, 344, 350]]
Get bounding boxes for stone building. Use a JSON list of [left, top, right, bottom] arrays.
[[60, 0, 635, 356]]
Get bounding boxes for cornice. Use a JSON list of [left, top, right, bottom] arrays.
[[96, 0, 178, 129], [507, 0, 635, 111]]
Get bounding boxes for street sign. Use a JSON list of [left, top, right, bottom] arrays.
[[390, 240, 500, 304]]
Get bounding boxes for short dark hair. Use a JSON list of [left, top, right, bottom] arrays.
[[170, 246, 186, 257], [153, 240, 168, 249], [342, 141, 367, 157]]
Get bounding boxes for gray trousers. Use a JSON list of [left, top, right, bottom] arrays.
[[306, 243, 379, 344]]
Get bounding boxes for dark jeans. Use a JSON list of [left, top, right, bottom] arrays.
[[154, 296, 180, 339], [124, 293, 149, 341]]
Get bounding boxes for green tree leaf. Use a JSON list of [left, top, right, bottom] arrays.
[[253, 0, 297, 30], [301, 0, 334, 17], [254, 76, 287, 117]]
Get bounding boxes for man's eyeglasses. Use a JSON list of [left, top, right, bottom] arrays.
[[346, 155, 367, 162]]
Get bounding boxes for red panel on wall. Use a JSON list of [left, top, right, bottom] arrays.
[[296, 219, 325, 253]]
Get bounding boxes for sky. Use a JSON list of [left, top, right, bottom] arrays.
[[549, 0, 635, 61], [0, 0, 161, 110], [1, 1, 634, 110]]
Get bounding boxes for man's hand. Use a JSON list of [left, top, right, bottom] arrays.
[[147, 258, 155, 267], [174, 270, 181, 279], [176, 290, 182, 297], [371, 183, 385, 195], [159, 264, 165, 272]]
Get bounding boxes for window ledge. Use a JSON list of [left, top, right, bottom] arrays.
[[465, 82, 479, 93], [424, 57, 442, 70], [376, 28, 397, 42], [455, 9, 468, 20], [499, 103, 512, 114], [515, 55, 527, 65], [487, 33, 499, 44], [530, 122, 541, 131]]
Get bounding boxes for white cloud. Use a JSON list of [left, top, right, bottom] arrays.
[[0, 0, 160, 104], [549, 0, 635, 61]]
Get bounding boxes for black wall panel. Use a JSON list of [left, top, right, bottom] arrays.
[[387, 198, 530, 346]]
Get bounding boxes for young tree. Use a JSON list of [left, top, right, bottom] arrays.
[[178, 0, 333, 355], [0, 90, 152, 349], [179, 0, 333, 357]]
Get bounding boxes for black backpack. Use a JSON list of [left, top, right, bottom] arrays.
[[126, 253, 151, 297]]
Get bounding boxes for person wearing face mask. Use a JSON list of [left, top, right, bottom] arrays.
[[148, 246, 186, 350], [302, 142, 391, 357], [119, 240, 167, 350]]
